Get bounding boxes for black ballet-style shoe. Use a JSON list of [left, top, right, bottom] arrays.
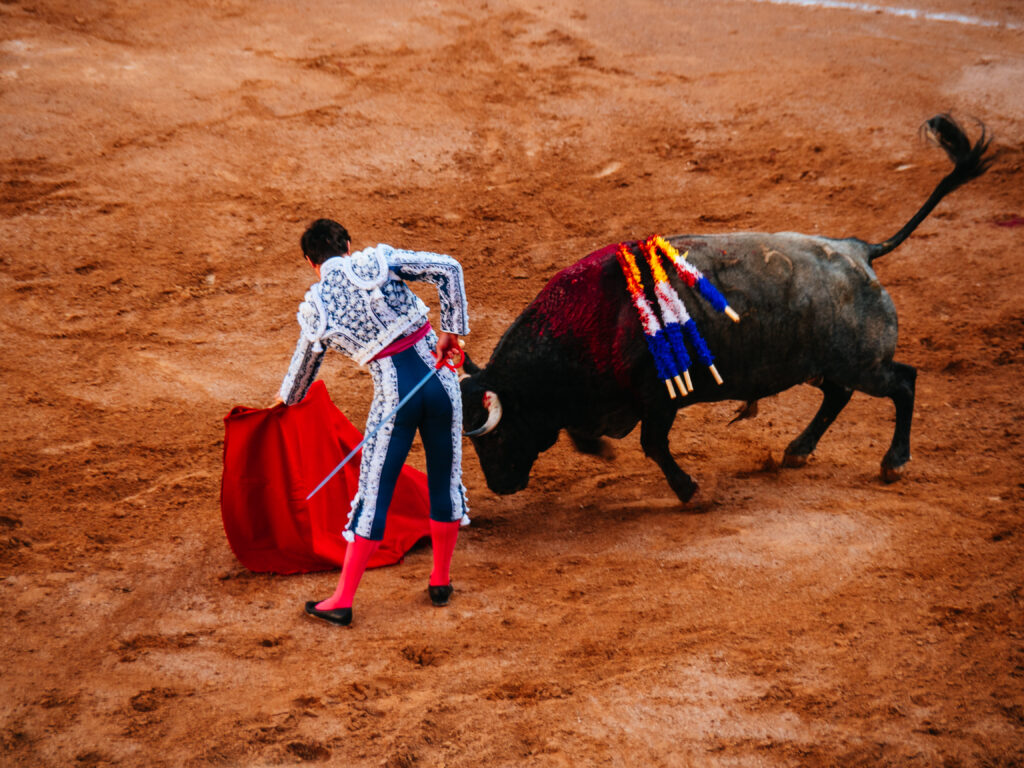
[[304, 600, 353, 626], [427, 583, 453, 607]]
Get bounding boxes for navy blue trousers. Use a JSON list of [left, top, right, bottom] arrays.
[[351, 343, 459, 540]]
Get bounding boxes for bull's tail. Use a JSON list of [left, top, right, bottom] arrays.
[[867, 114, 993, 263]]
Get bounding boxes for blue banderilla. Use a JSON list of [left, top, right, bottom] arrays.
[[305, 349, 463, 501]]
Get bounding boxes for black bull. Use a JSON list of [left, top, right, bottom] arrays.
[[460, 115, 992, 503]]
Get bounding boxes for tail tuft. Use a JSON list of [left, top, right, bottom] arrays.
[[921, 113, 994, 187], [868, 114, 994, 262]]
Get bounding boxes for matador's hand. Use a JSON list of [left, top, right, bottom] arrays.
[[434, 332, 461, 366]]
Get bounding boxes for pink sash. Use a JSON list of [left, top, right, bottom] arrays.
[[372, 321, 431, 360]]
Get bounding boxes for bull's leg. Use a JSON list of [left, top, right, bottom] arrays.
[[877, 361, 916, 483], [568, 429, 615, 459], [640, 410, 697, 503], [782, 379, 853, 467]]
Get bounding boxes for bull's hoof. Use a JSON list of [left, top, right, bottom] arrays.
[[671, 479, 698, 505], [880, 463, 904, 484], [781, 452, 809, 468]]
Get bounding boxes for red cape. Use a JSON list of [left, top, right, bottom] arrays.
[[220, 381, 431, 574]]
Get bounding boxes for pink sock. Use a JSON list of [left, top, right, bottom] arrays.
[[316, 535, 380, 611], [429, 519, 460, 587]]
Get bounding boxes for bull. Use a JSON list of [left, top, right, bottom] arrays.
[[460, 115, 992, 503]]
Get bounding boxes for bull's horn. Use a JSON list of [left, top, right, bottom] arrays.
[[465, 391, 502, 437]]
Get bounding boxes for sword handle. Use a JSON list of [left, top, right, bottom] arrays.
[[437, 345, 465, 370]]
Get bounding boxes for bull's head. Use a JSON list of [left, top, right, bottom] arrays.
[[460, 357, 551, 495]]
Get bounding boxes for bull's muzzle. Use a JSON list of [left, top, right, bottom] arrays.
[[464, 391, 502, 437]]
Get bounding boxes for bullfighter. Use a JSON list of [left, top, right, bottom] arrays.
[[274, 218, 471, 627]]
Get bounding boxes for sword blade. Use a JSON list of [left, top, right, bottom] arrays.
[[305, 363, 441, 501]]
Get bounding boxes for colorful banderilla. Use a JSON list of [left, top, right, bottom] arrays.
[[615, 243, 685, 399], [616, 235, 741, 398]]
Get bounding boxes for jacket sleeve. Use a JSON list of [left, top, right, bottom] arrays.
[[278, 298, 327, 405], [385, 247, 470, 335]]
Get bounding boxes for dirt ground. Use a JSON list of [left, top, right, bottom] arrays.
[[2, 0, 1023, 765]]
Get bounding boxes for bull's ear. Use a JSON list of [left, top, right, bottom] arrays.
[[462, 352, 482, 376]]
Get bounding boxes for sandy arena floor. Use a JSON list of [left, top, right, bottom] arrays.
[[2, 0, 1023, 765]]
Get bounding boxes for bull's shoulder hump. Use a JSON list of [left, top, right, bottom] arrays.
[[542, 246, 618, 288]]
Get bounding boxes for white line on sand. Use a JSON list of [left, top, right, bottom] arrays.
[[745, 0, 1021, 31]]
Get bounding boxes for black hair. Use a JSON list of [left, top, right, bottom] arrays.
[[300, 219, 351, 265]]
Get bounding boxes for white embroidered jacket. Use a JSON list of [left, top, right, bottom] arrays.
[[279, 244, 470, 404]]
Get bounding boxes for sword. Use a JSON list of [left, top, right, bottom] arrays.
[[305, 347, 464, 501]]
